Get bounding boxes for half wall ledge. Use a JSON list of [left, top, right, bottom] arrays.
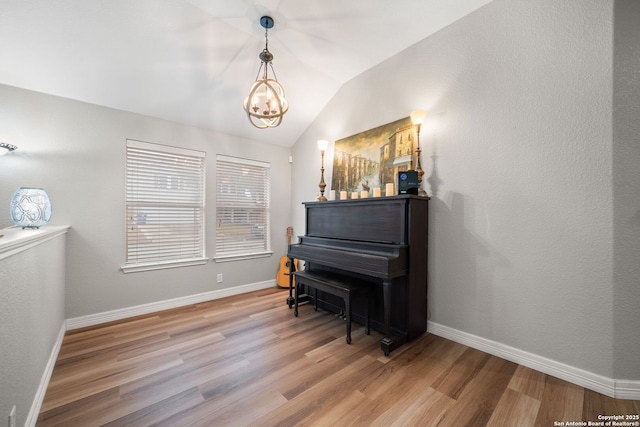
[[0, 225, 70, 260]]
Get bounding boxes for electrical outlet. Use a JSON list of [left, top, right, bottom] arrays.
[[217, 273, 223, 283], [8, 406, 16, 427]]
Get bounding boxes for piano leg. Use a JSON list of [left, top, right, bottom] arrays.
[[381, 280, 392, 355], [380, 280, 407, 356]]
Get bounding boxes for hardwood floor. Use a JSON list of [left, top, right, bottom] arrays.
[[38, 287, 639, 426]]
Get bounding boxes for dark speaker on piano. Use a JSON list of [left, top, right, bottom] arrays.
[[398, 170, 419, 195]]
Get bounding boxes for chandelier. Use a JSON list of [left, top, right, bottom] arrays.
[[243, 16, 289, 129]]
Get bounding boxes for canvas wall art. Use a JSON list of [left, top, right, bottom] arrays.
[[331, 117, 415, 196]]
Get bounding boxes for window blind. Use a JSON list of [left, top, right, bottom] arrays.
[[124, 140, 206, 271], [215, 155, 271, 260]]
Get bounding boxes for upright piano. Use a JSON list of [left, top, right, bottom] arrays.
[[287, 195, 428, 355]]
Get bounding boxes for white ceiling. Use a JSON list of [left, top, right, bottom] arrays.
[[0, 0, 492, 147]]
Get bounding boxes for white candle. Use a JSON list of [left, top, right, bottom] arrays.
[[360, 191, 368, 198], [340, 191, 347, 200], [386, 183, 395, 196], [351, 192, 359, 199], [373, 187, 381, 197], [329, 190, 336, 201]]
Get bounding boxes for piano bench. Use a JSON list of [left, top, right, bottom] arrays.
[[293, 270, 371, 344]]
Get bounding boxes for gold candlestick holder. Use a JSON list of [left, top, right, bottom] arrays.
[[316, 140, 329, 201], [410, 110, 428, 197]]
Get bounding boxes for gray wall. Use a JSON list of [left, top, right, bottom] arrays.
[[612, 0, 640, 381], [0, 233, 67, 427], [0, 83, 293, 319], [292, 0, 638, 380]]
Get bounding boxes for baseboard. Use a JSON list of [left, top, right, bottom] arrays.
[[66, 280, 277, 330], [25, 322, 66, 427], [614, 380, 640, 400], [427, 321, 640, 400]]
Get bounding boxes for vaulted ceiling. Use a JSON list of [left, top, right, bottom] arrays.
[[0, 0, 492, 147]]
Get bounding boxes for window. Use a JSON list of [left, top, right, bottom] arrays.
[[215, 155, 271, 261], [122, 139, 206, 273]]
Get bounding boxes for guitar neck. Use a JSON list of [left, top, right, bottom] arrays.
[[286, 226, 293, 247]]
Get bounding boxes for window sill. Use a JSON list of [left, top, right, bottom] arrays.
[[121, 257, 209, 274], [213, 251, 273, 263]]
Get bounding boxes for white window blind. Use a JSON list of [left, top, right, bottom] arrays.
[[123, 139, 206, 273], [215, 155, 271, 261]]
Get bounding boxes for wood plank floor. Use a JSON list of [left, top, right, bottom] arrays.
[[38, 287, 639, 426]]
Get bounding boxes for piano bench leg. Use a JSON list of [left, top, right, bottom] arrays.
[[345, 297, 352, 344], [365, 295, 371, 335], [291, 271, 372, 346]]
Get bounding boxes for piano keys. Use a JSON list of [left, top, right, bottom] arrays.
[[287, 194, 429, 355]]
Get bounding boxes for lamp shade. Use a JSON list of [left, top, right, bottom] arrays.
[[410, 110, 427, 125], [10, 187, 52, 229]]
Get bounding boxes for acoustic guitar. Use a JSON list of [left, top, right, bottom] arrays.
[[276, 226, 299, 288]]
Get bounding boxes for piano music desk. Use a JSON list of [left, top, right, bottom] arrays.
[[293, 269, 371, 344]]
